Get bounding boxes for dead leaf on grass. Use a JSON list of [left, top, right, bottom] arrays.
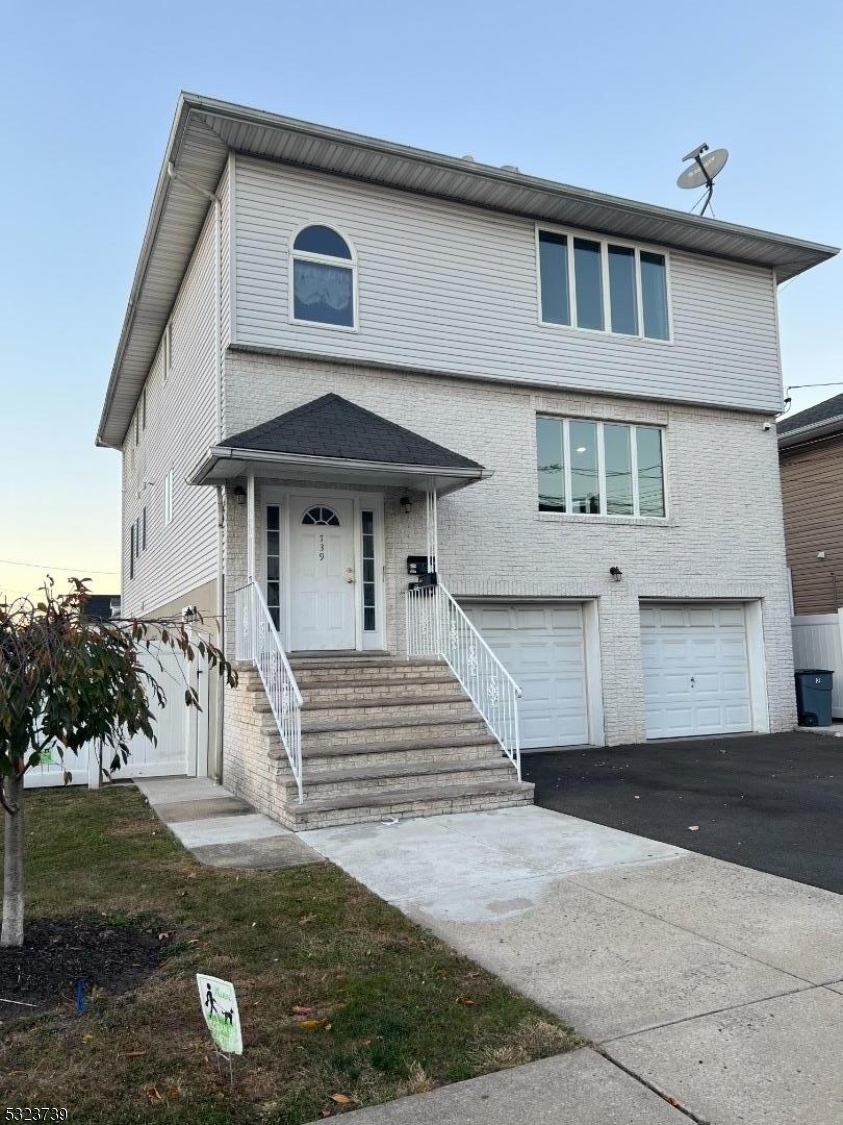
[[126, 1050, 148, 1058], [299, 913, 316, 925], [456, 996, 476, 1006], [292, 1005, 313, 1015], [331, 1093, 353, 1104], [143, 1085, 163, 1101]]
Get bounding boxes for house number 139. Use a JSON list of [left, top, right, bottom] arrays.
[[318, 533, 325, 561]]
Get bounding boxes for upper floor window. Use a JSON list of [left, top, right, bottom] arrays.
[[536, 415, 666, 518], [537, 229, 670, 341], [291, 225, 356, 329]]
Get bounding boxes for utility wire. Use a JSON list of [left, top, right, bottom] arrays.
[[0, 558, 119, 576]]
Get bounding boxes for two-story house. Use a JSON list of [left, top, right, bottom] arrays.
[[97, 93, 836, 829]]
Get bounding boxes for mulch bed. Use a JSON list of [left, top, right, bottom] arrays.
[[0, 915, 170, 1019]]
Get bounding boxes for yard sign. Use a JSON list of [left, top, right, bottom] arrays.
[[196, 974, 243, 1055]]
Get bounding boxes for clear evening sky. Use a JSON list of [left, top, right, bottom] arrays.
[[1, 0, 840, 602]]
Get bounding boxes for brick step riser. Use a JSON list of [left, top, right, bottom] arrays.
[[281, 764, 516, 801], [301, 701, 477, 727], [302, 744, 503, 772], [300, 719, 489, 752], [292, 670, 449, 688], [287, 788, 532, 830], [301, 681, 461, 703]]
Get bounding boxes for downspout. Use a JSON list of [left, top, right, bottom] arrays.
[[167, 160, 226, 782]]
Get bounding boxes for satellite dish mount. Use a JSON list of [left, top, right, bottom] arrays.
[[676, 143, 729, 217]]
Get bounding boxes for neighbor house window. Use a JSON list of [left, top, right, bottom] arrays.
[[536, 415, 666, 517], [291, 225, 356, 328], [538, 228, 669, 340], [129, 524, 135, 579], [142, 506, 147, 550], [163, 470, 174, 526], [142, 386, 147, 430]]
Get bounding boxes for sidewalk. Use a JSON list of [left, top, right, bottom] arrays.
[[135, 776, 320, 869], [302, 805, 843, 1124], [306, 1050, 686, 1124]]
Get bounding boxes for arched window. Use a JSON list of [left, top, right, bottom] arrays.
[[292, 225, 356, 328], [301, 505, 341, 526]]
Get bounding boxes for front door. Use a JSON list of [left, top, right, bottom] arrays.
[[289, 497, 356, 651]]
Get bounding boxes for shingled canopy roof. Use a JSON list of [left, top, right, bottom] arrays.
[[189, 394, 490, 493]]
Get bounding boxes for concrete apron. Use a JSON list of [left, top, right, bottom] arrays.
[[301, 806, 843, 1125]]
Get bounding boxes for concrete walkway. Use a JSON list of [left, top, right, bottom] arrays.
[[307, 1049, 687, 1123], [135, 777, 320, 869], [302, 806, 843, 1124]]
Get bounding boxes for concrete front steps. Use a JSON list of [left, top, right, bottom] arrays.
[[235, 655, 533, 829]]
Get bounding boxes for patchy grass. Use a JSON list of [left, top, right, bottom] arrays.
[[0, 786, 581, 1123]]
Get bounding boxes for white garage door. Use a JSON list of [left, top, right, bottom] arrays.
[[463, 602, 589, 749], [640, 603, 752, 739]]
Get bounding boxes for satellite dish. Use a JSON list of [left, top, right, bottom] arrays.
[[676, 143, 729, 216], [677, 147, 729, 189]]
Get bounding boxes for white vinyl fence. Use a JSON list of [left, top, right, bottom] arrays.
[[25, 637, 209, 788], [791, 611, 843, 720]]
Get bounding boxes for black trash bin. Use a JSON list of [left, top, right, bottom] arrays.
[[794, 669, 834, 727]]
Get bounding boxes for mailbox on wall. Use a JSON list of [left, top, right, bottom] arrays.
[[407, 555, 436, 576]]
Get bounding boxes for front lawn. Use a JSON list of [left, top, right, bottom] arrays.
[[0, 786, 580, 1123]]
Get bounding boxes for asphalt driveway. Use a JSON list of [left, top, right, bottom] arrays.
[[523, 730, 843, 894]]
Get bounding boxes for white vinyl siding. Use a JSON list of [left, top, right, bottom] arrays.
[[121, 199, 220, 614], [233, 156, 783, 415]]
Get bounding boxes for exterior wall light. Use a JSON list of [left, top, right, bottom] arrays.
[[609, 566, 623, 582], [233, 486, 247, 506], [400, 494, 413, 514]]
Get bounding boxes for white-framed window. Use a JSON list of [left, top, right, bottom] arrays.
[[537, 227, 670, 341], [134, 409, 140, 445], [163, 322, 172, 383], [290, 224, 356, 329], [536, 415, 667, 518], [163, 470, 174, 526]]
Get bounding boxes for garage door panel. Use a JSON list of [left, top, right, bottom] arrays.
[[464, 602, 589, 749], [641, 602, 752, 739]]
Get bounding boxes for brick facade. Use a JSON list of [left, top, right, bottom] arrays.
[[222, 348, 796, 780]]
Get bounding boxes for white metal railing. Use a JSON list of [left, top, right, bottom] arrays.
[[235, 581, 304, 801], [406, 580, 522, 779]]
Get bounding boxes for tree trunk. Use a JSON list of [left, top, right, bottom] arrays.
[[1, 774, 24, 948]]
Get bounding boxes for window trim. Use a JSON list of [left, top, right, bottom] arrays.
[[129, 523, 135, 579], [536, 414, 669, 520], [163, 469, 174, 527], [535, 224, 673, 344], [288, 221, 359, 333]]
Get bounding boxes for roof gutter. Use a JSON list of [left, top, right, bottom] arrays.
[[95, 96, 196, 449], [188, 445, 492, 486], [778, 414, 843, 451]]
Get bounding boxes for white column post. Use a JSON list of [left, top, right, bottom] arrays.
[[246, 470, 256, 581]]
